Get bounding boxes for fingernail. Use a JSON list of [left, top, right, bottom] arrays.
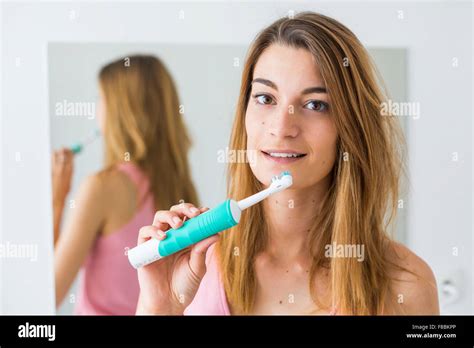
[[173, 217, 182, 225], [190, 207, 199, 213], [157, 231, 165, 238]]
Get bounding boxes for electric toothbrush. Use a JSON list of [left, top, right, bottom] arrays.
[[127, 171, 293, 268], [70, 129, 101, 155]]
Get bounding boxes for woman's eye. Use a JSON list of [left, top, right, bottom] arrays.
[[254, 94, 275, 105], [305, 100, 329, 112]]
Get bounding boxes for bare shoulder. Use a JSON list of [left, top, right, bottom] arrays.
[[96, 167, 138, 202], [75, 168, 136, 217], [71, 172, 109, 219], [77, 172, 106, 202], [95, 167, 139, 231], [385, 241, 440, 315]]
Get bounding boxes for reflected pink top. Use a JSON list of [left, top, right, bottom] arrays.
[[184, 243, 337, 315], [74, 162, 155, 315]]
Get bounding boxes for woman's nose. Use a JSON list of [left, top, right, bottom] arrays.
[[268, 104, 300, 138]]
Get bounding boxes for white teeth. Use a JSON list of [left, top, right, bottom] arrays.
[[269, 152, 302, 158]]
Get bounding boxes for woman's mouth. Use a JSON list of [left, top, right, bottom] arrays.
[[261, 150, 307, 164]]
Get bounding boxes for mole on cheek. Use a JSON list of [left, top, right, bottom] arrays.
[[262, 122, 265, 125]]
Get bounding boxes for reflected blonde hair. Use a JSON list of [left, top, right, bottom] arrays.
[[98, 55, 199, 210], [217, 12, 408, 314]]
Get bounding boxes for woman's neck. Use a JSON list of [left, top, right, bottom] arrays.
[[262, 175, 331, 261]]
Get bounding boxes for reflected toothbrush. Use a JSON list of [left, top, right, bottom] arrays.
[[128, 171, 293, 268], [70, 129, 101, 155]]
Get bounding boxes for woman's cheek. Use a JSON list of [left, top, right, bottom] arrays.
[[245, 110, 262, 150], [320, 136, 338, 175], [308, 125, 338, 176]]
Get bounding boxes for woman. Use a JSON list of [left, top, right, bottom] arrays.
[[52, 55, 199, 314], [135, 12, 439, 315]]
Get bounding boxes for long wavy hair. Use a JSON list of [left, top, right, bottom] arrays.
[[98, 55, 199, 210], [217, 12, 409, 315]]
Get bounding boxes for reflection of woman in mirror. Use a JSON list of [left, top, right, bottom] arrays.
[[52, 55, 199, 314], [135, 12, 439, 315]]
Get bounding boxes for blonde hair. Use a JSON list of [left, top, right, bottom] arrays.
[[98, 55, 199, 210], [217, 12, 408, 314]]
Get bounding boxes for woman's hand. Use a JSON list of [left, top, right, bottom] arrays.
[[51, 147, 74, 207], [135, 203, 219, 315], [51, 147, 74, 245]]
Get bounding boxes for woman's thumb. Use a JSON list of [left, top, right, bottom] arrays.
[[188, 235, 220, 279]]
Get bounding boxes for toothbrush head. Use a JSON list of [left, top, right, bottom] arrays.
[[70, 143, 83, 154], [236, 171, 293, 210], [269, 171, 293, 193]]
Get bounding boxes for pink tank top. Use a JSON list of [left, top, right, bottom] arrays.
[[74, 162, 155, 315], [184, 243, 338, 315], [184, 243, 231, 315]]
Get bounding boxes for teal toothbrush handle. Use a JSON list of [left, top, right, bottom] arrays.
[[159, 199, 240, 257], [128, 199, 241, 268]]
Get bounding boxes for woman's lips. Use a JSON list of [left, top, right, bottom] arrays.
[[261, 150, 307, 164]]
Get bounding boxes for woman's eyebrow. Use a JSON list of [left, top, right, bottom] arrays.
[[251, 78, 327, 95], [251, 78, 278, 90], [302, 86, 327, 94]]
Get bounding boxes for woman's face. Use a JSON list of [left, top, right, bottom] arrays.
[[245, 43, 338, 189]]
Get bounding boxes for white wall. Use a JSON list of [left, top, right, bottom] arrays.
[[1, 1, 472, 314]]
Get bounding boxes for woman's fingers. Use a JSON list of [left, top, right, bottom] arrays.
[[146, 204, 212, 258], [52, 150, 61, 169], [57, 148, 72, 165], [170, 202, 201, 219], [151, 211, 171, 232], [152, 203, 206, 230], [137, 225, 167, 245], [64, 149, 73, 170], [52, 148, 73, 171], [152, 210, 184, 230], [142, 205, 212, 243]]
